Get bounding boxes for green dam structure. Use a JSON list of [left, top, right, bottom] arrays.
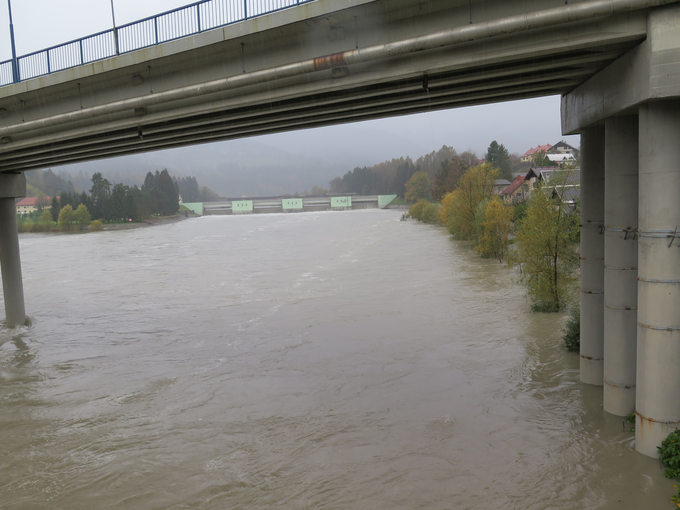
[[182, 195, 398, 216]]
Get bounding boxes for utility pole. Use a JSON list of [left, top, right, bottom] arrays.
[[110, 0, 119, 55], [7, 0, 18, 82]]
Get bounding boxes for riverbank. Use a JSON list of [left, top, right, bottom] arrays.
[[18, 214, 187, 234], [100, 214, 185, 231]]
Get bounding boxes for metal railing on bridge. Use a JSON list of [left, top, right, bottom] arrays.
[[0, 0, 314, 87]]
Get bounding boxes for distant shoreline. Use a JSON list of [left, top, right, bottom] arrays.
[[100, 214, 185, 231]]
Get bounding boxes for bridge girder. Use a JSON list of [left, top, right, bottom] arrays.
[[0, 0, 660, 171]]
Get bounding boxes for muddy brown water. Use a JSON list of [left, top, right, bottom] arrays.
[[0, 210, 672, 509]]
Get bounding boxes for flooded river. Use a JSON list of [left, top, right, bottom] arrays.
[[0, 209, 672, 509]]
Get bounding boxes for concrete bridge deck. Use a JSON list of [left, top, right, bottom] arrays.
[[0, 0, 664, 172]]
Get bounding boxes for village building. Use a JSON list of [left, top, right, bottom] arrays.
[[15, 197, 53, 215], [547, 140, 580, 159], [500, 174, 529, 202], [493, 179, 511, 195], [519, 144, 552, 163], [521, 167, 580, 204], [546, 153, 577, 166]]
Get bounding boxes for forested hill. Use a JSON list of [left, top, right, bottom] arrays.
[[328, 140, 530, 197], [329, 146, 480, 197], [46, 138, 344, 197]]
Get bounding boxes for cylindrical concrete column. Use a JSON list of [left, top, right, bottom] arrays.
[[0, 197, 25, 328], [603, 115, 638, 416], [636, 101, 680, 458], [580, 126, 605, 386]]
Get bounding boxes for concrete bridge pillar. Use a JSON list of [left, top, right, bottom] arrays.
[[636, 100, 680, 457], [580, 127, 605, 386], [603, 116, 639, 416], [0, 172, 26, 328]]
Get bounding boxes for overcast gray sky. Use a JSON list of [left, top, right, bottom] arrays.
[[0, 0, 580, 165]]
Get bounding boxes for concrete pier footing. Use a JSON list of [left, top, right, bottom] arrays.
[[0, 172, 26, 328], [635, 101, 680, 457], [603, 116, 639, 416], [579, 127, 606, 386]]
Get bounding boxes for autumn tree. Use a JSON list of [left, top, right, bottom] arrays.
[[475, 196, 513, 262], [73, 204, 92, 230], [438, 163, 499, 240], [432, 158, 464, 202], [58, 204, 74, 231], [40, 209, 54, 230], [511, 172, 580, 312], [404, 171, 431, 202]]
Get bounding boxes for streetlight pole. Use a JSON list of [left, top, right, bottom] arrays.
[[7, 0, 18, 82], [110, 0, 119, 55]]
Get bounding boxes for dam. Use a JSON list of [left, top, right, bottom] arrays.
[[182, 194, 398, 216]]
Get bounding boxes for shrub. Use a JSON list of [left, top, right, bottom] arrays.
[[89, 220, 104, 231], [408, 200, 441, 225], [659, 429, 680, 480], [408, 199, 426, 221], [420, 202, 441, 225], [562, 304, 580, 351]]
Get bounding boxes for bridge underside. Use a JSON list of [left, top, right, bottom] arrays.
[[0, 0, 650, 172]]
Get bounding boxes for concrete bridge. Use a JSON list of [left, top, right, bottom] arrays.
[[0, 0, 679, 458]]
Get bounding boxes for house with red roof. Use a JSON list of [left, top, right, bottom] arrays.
[[520, 144, 553, 163], [15, 197, 53, 215], [500, 174, 529, 202]]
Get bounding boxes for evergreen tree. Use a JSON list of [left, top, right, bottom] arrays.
[[90, 172, 111, 220], [157, 169, 179, 215], [50, 196, 60, 222], [142, 171, 157, 192], [485, 140, 512, 180], [60, 191, 73, 209]]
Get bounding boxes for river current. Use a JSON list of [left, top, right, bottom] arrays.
[[0, 209, 672, 509]]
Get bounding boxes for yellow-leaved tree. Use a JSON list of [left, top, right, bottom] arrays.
[[475, 196, 513, 262], [438, 163, 498, 239], [73, 204, 92, 230], [511, 172, 580, 312], [404, 171, 432, 203], [58, 204, 74, 231]]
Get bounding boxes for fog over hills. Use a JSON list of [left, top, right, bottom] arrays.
[[49, 128, 431, 197], [53, 138, 345, 197], [44, 96, 580, 197]]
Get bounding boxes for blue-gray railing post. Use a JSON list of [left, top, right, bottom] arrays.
[[46, 50, 51, 73], [79, 39, 84, 65], [110, 0, 119, 55], [244, 0, 248, 19], [197, 4, 201, 32], [7, 0, 19, 82], [154, 17, 159, 44]]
